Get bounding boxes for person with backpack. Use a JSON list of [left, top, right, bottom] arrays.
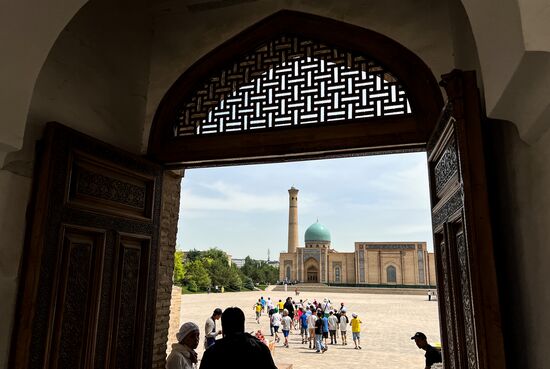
[[339, 309, 349, 345], [314, 310, 327, 353], [321, 310, 330, 346], [299, 307, 309, 344], [268, 306, 276, 336], [328, 310, 339, 344]]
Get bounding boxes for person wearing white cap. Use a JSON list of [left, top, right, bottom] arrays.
[[350, 313, 362, 349], [322, 298, 332, 318], [166, 322, 200, 369]]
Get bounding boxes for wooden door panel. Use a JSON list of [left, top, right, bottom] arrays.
[[66, 152, 157, 221], [10, 123, 163, 369], [108, 235, 151, 369], [48, 227, 105, 369], [428, 70, 505, 369]]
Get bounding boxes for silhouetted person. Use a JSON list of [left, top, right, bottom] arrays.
[[199, 307, 277, 369], [411, 332, 442, 369]]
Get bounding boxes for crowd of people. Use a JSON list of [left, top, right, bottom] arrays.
[[167, 306, 277, 369], [166, 295, 442, 369], [255, 296, 363, 352]]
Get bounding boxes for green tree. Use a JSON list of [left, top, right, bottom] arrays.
[[188, 280, 198, 292], [240, 256, 278, 284], [203, 248, 230, 264], [173, 251, 186, 286], [186, 249, 203, 262], [243, 276, 255, 290], [228, 264, 244, 290], [186, 259, 211, 290]]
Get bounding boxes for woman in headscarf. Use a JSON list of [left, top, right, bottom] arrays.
[[166, 322, 200, 369]]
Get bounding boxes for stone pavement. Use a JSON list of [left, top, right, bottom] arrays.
[[178, 288, 440, 369]]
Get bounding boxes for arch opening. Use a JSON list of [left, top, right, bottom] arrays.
[[334, 266, 341, 283], [386, 265, 397, 284], [147, 10, 443, 167]]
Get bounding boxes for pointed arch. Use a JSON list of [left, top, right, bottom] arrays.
[[148, 10, 443, 166], [386, 265, 397, 283], [334, 265, 342, 283], [304, 257, 320, 283]]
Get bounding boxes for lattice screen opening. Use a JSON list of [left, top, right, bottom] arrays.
[[175, 36, 412, 136]]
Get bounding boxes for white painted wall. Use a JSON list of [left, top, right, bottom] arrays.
[[0, 0, 87, 163], [5, 0, 154, 173], [460, 0, 550, 144], [517, 0, 550, 51]]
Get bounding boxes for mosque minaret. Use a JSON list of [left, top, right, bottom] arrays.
[[287, 186, 300, 253]]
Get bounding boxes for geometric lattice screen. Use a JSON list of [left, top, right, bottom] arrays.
[[175, 35, 412, 136]]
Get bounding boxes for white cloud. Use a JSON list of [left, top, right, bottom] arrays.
[[180, 180, 319, 215], [177, 153, 435, 256]]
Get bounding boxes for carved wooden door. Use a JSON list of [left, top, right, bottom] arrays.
[[428, 70, 506, 369], [11, 123, 163, 369]]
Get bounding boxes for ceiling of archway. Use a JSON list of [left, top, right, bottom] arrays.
[[175, 35, 412, 136]]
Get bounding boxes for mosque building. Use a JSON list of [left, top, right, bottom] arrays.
[[279, 187, 437, 286]]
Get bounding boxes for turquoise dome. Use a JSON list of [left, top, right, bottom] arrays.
[[304, 221, 331, 242]]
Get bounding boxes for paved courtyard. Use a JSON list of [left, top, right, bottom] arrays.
[[178, 288, 440, 369]]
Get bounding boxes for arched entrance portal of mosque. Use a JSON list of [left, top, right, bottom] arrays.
[[304, 258, 320, 283], [11, 10, 506, 369], [306, 268, 319, 283]]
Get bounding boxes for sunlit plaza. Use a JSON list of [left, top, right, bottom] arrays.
[[178, 289, 440, 369]]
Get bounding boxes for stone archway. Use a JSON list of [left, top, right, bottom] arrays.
[[147, 10, 443, 166], [9, 10, 507, 369], [304, 257, 320, 283], [386, 264, 398, 284], [144, 11, 506, 369]]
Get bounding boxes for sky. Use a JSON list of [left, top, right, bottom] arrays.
[[176, 152, 433, 259]]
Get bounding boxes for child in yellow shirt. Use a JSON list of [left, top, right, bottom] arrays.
[[350, 313, 362, 349], [254, 300, 263, 323]]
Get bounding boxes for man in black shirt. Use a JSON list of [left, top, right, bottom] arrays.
[[411, 332, 442, 369], [200, 307, 277, 369]]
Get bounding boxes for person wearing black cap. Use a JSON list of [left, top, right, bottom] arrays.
[[204, 308, 223, 349], [411, 332, 442, 369], [199, 307, 277, 369]]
